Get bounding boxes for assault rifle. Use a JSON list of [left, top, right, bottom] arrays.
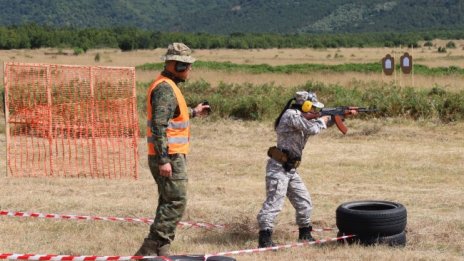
[[319, 106, 377, 134]]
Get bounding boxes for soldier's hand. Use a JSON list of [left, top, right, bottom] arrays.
[[346, 109, 359, 117], [320, 115, 331, 124], [193, 103, 211, 117], [159, 163, 172, 177]]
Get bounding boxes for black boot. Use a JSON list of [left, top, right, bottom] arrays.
[[298, 226, 315, 242], [157, 243, 170, 257], [258, 229, 276, 248], [134, 238, 159, 261]]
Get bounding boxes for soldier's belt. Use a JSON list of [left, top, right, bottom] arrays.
[[267, 146, 301, 170]]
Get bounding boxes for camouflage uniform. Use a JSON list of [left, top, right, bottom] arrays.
[[135, 42, 199, 257], [147, 70, 195, 244], [257, 108, 327, 231]]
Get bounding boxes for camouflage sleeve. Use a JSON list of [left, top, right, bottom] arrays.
[[151, 82, 178, 165], [188, 107, 195, 118], [287, 110, 327, 135]]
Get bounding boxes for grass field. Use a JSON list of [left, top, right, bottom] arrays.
[[2, 42, 464, 91], [1, 47, 464, 261]]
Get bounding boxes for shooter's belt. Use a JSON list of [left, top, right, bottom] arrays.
[[267, 146, 301, 171]]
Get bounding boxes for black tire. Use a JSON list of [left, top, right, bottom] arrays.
[[336, 200, 407, 236], [166, 255, 236, 261], [338, 230, 406, 247]]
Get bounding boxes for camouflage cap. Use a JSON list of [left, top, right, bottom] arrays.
[[161, 42, 196, 63], [295, 91, 324, 108]]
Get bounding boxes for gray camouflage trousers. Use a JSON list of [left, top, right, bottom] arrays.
[[147, 154, 187, 244], [257, 159, 313, 231]]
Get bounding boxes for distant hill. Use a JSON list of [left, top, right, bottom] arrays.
[[0, 0, 463, 34]]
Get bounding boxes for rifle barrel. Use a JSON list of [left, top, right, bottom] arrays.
[[357, 108, 378, 113]]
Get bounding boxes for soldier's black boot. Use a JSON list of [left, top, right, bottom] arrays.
[[134, 238, 159, 260], [298, 226, 315, 242], [157, 243, 170, 257], [258, 229, 276, 248]]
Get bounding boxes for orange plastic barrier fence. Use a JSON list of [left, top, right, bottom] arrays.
[[3, 62, 139, 179]]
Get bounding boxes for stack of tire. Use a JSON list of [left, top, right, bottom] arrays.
[[336, 200, 407, 247]]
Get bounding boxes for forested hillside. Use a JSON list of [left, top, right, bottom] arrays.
[[0, 0, 463, 34]]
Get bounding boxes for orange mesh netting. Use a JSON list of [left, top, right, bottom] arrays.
[[4, 62, 139, 179]]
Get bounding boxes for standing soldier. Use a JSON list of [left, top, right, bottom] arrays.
[[256, 91, 330, 247], [134, 43, 210, 257]]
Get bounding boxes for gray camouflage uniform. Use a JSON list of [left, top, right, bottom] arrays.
[[257, 108, 327, 231]]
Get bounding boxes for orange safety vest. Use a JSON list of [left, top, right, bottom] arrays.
[[146, 75, 190, 155]]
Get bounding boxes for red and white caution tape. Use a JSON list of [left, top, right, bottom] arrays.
[[205, 234, 355, 258], [1, 210, 334, 232], [0, 210, 152, 224], [0, 253, 168, 261], [0, 210, 225, 229], [178, 221, 225, 229], [0, 235, 355, 260]]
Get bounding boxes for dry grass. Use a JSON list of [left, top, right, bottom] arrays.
[[2, 46, 464, 91], [1, 118, 463, 261], [1, 47, 464, 260]]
